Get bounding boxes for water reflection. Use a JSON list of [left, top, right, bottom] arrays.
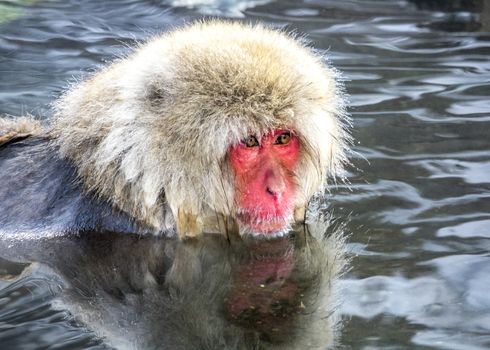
[[0, 220, 346, 349]]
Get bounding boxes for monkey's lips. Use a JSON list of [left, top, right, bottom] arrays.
[[236, 212, 292, 236]]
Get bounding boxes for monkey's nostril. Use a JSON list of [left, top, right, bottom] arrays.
[[266, 187, 276, 196]]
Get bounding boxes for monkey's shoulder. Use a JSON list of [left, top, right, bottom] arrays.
[[0, 136, 144, 237]]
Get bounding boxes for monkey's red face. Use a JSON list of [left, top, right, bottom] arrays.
[[229, 129, 301, 236]]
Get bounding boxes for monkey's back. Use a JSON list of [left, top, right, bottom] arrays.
[[0, 136, 144, 237]]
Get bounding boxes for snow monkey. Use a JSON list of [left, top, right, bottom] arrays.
[[0, 21, 350, 240]]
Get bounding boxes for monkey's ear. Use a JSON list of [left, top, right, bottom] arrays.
[[176, 208, 203, 240]]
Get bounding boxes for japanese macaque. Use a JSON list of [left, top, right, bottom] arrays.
[[0, 21, 349, 239]]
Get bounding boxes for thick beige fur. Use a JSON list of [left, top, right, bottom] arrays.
[[36, 21, 348, 236]]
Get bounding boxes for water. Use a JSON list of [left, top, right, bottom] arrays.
[[1, 0, 489, 349]]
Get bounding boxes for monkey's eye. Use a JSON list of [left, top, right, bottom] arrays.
[[274, 132, 291, 145], [243, 135, 259, 147]]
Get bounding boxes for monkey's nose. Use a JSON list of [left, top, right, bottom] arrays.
[[266, 186, 277, 196], [264, 169, 286, 198]]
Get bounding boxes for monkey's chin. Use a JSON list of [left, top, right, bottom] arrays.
[[236, 215, 293, 239], [240, 228, 291, 240]]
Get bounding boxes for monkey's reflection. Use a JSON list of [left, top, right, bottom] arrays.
[[0, 223, 345, 350]]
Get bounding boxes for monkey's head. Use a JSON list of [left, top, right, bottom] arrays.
[[53, 21, 350, 239]]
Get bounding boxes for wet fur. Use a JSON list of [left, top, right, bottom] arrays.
[[0, 137, 146, 237]]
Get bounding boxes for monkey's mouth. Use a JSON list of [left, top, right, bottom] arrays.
[[235, 212, 293, 237]]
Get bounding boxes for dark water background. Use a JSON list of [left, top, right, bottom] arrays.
[[1, 0, 489, 349]]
